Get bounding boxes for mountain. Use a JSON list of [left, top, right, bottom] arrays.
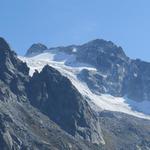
[[0, 37, 150, 150]]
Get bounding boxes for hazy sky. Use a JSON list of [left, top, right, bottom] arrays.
[[1, 0, 150, 61]]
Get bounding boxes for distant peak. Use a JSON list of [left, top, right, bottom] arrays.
[[89, 39, 107, 43], [26, 43, 48, 56], [31, 43, 47, 49]]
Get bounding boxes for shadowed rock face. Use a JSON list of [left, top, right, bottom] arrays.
[[28, 65, 104, 144], [0, 37, 150, 150]]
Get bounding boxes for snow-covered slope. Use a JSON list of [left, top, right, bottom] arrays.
[[19, 50, 150, 120]]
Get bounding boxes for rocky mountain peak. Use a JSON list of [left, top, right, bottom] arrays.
[[81, 39, 125, 55], [83, 39, 124, 56], [85, 39, 114, 47], [26, 43, 48, 56]]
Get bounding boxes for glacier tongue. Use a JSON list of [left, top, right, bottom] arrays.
[[19, 51, 150, 120]]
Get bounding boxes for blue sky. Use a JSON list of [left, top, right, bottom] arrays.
[[0, 0, 150, 61]]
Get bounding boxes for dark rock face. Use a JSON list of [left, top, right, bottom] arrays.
[[26, 43, 47, 56], [76, 39, 127, 70], [28, 65, 104, 144]]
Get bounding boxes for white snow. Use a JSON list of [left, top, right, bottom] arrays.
[[124, 97, 150, 115], [133, 73, 138, 77], [72, 48, 77, 52], [19, 51, 150, 120]]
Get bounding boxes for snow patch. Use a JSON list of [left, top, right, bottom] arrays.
[[133, 73, 138, 77], [72, 48, 77, 52]]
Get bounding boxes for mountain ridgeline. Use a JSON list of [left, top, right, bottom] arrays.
[[0, 37, 150, 150]]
